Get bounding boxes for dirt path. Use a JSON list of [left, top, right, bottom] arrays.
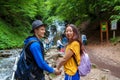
[[45, 43, 120, 80], [86, 42, 120, 78]]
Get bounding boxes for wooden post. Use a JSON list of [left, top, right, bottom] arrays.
[[100, 24, 103, 42], [100, 21, 109, 43], [106, 22, 109, 43], [113, 31, 115, 39]]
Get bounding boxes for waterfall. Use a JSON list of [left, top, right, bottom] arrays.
[[43, 20, 65, 50]]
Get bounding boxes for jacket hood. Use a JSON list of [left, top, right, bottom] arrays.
[[24, 36, 39, 45]]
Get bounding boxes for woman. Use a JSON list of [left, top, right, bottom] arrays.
[[57, 24, 82, 80], [57, 37, 64, 51]]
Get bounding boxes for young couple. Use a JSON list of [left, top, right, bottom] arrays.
[[23, 20, 81, 80]]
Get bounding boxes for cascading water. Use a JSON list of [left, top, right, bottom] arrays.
[[53, 20, 65, 34], [44, 20, 66, 49], [0, 49, 21, 80], [48, 20, 65, 40]]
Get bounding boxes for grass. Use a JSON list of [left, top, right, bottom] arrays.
[[91, 63, 97, 68], [110, 37, 120, 45], [49, 73, 56, 77]]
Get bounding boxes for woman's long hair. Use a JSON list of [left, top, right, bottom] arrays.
[[65, 24, 83, 55]]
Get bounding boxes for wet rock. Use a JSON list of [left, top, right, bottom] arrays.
[[0, 53, 12, 58]]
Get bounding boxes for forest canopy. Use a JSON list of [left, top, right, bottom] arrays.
[[0, 0, 120, 49], [0, 0, 120, 26]]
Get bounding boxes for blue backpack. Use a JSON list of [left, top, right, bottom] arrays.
[[14, 40, 44, 80]]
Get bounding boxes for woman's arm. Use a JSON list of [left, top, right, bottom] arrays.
[[57, 49, 74, 70]]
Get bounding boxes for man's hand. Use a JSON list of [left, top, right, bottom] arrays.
[[54, 68, 62, 75]]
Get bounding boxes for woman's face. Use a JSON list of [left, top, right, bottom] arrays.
[[65, 26, 74, 40]]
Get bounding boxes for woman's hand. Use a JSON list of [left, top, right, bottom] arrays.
[[54, 68, 62, 75]]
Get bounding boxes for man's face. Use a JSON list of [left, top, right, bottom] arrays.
[[35, 26, 46, 38]]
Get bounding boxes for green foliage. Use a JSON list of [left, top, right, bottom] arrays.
[[0, 0, 120, 26], [49, 73, 56, 78], [44, 0, 120, 26], [0, 20, 29, 49], [110, 37, 120, 43], [110, 5, 120, 21], [88, 0, 120, 21], [0, 0, 37, 26], [92, 64, 97, 69], [44, 0, 89, 26], [0, 0, 120, 49]]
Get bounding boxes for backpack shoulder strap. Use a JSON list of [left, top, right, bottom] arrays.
[[23, 40, 38, 60], [73, 55, 78, 66], [24, 40, 38, 50]]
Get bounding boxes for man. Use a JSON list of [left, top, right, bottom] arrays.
[[24, 20, 61, 80], [61, 34, 68, 46], [81, 34, 87, 45]]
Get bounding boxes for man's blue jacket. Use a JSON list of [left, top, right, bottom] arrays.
[[24, 36, 54, 73]]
